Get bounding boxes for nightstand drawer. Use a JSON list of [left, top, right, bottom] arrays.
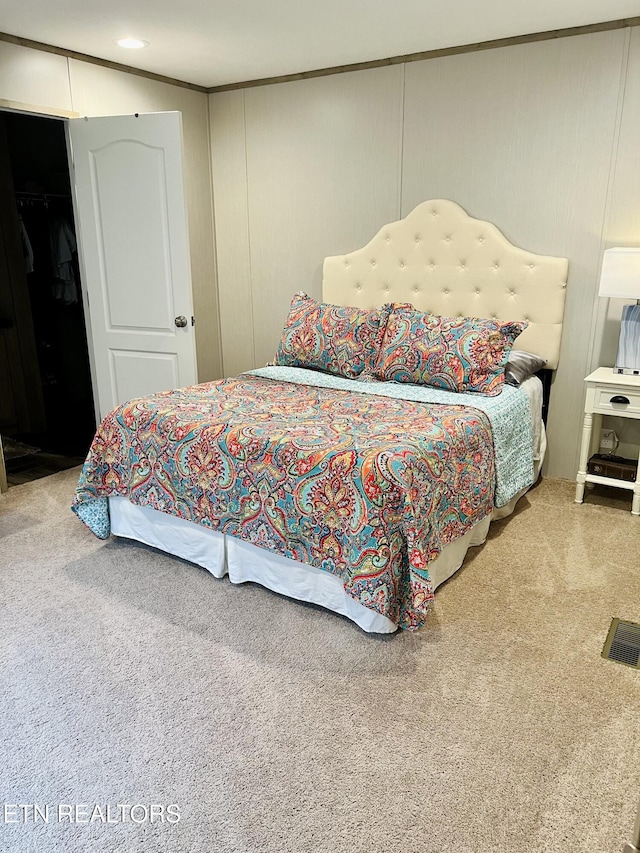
[[592, 386, 640, 415]]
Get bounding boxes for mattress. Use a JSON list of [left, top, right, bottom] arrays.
[[104, 374, 544, 634]]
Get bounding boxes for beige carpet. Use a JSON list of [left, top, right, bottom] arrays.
[[0, 469, 639, 853]]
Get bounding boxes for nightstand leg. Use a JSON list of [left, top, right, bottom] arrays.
[[591, 413, 603, 455], [633, 463, 640, 517], [575, 412, 593, 504]]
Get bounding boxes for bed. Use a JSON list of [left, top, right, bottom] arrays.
[[73, 200, 568, 633]]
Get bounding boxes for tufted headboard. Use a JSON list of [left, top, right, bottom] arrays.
[[322, 199, 568, 370]]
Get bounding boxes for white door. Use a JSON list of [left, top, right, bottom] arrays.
[[68, 112, 197, 421]]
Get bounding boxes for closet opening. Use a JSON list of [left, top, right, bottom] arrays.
[[0, 111, 95, 486]]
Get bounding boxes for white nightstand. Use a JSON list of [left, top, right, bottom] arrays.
[[575, 367, 640, 515]]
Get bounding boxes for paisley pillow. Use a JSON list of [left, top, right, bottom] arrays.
[[373, 305, 527, 395], [274, 292, 392, 379]]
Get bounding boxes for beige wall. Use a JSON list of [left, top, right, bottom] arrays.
[[0, 41, 222, 383], [209, 26, 640, 481], [589, 27, 640, 458], [210, 66, 404, 375]]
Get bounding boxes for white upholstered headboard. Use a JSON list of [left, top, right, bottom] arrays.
[[323, 200, 568, 370]]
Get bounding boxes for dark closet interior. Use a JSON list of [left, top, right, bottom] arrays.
[[0, 112, 95, 484]]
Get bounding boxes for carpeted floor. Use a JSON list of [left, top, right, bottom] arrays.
[[0, 469, 639, 853]]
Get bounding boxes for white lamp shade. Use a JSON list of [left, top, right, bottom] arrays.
[[598, 247, 640, 299]]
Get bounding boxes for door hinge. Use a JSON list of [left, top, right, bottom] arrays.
[[191, 316, 195, 326]]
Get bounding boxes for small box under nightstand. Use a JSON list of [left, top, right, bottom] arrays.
[[587, 453, 637, 483]]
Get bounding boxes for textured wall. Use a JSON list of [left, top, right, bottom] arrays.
[[209, 27, 640, 480], [210, 66, 404, 374]]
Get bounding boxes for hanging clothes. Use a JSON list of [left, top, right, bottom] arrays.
[[19, 215, 35, 274], [49, 216, 78, 305]]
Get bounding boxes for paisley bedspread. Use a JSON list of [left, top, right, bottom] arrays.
[[73, 375, 499, 630]]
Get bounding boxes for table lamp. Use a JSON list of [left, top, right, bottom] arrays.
[[598, 247, 640, 375]]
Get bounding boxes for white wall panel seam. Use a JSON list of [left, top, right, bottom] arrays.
[[204, 91, 224, 375], [396, 63, 406, 220], [242, 87, 257, 369]]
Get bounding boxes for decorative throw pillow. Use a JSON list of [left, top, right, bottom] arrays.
[[274, 292, 392, 379], [504, 350, 547, 386], [373, 305, 527, 395]]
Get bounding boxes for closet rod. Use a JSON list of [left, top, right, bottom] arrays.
[[14, 191, 71, 199]]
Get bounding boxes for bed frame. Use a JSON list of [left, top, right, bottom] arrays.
[[110, 200, 569, 634]]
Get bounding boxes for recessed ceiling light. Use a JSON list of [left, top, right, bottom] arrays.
[[115, 38, 149, 49]]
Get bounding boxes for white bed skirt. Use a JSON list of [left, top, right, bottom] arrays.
[[109, 378, 545, 633], [110, 497, 495, 633], [108, 461, 540, 634]]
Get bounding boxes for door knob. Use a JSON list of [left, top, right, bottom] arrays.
[[174, 315, 187, 328]]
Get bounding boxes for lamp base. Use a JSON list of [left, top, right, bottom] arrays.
[[614, 304, 640, 375], [614, 367, 640, 376]]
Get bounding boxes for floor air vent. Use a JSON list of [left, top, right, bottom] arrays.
[[602, 618, 640, 669]]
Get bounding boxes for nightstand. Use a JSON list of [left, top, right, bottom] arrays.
[[575, 367, 640, 515]]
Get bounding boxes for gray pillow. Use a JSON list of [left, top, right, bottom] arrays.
[[504, 350, 547, 386]]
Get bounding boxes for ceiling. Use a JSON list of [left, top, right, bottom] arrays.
[[3, 0, 640, 89]]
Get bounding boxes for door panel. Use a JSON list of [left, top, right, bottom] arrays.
[[92, 140, 174, 331], [68, 112, 197, 420], [109, 350, 179, 405]]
